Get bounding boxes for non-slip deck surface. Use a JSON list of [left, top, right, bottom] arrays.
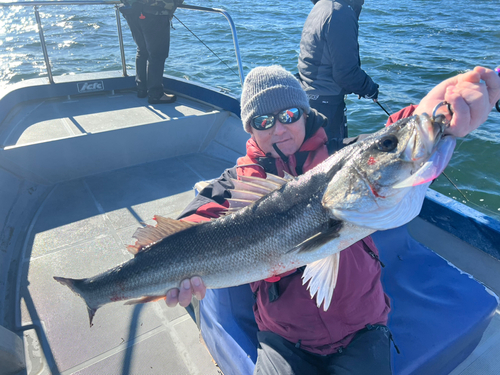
[[19, 152, 233, 374]]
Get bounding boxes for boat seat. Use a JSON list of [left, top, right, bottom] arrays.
[[198, 224, 499, 375]]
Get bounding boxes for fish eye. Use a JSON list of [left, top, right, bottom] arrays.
[[376, 135, 398, 152]]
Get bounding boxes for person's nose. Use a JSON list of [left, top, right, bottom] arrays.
[[273, 120, 287, 135]]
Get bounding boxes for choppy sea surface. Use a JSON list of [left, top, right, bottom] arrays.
[[1, 0, 499, 219]]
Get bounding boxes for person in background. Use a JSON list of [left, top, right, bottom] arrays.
[[119, 0, 183, 104], [165, 65, 500, 374], [298, 0, 379, 151]]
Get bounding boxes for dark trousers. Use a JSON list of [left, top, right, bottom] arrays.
[[121, 8, 171, 98], [254, 325, 392, 375], [308, 94, 347, 148]]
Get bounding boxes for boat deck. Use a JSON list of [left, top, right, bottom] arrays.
[[1, 86, 500, 374], [19, 152, 230, 374], [1, 88, 242, 374]]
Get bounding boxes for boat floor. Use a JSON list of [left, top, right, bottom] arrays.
[[19, 152, 234, 374]]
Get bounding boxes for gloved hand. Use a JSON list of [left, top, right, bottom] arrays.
[[357, 84, 379, 101], [364, 83, 379, 101]]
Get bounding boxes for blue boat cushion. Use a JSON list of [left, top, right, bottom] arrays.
[[199, 225, 498, 375]]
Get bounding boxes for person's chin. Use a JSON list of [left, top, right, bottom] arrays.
[[276, 144, 299, 156]]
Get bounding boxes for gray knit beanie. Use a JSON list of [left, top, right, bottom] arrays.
[[240, 65, 310, 133]]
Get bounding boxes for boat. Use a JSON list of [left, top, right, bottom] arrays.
[[0, 2, 499, 374]]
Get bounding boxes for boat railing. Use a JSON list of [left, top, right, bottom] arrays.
[[0, 1, 245, 86]]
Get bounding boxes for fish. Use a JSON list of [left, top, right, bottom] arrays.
[[54, 113, 456, 326]]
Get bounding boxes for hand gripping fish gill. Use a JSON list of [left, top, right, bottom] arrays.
[[54, 113, 456, 327]]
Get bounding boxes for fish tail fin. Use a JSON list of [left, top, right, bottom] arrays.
[[53, 276, 98, 327]]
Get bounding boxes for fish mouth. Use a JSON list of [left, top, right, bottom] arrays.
[[415, 114, 445, 157], [394, 115, 455, 189]]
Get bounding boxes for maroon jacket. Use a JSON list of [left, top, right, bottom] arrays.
[[176, 108, 419, 355]]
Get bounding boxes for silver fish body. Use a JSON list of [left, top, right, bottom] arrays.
[[54, 113, 454, 325]]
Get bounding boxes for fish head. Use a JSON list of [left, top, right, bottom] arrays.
[[322, 114, 456, 230]]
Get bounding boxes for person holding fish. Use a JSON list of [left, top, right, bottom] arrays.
[[166, 66, 500, 374]]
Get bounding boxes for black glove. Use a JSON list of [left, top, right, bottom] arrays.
[[364, 83, 379, 100]]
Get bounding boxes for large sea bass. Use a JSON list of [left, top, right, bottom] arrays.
[[54, 113, 456, 326]]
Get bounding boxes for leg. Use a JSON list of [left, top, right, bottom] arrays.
[[122, 11, 148, 93], [140, 14, 171, 99], [254, 331, 321, 375], [322, 325, 392, 375]]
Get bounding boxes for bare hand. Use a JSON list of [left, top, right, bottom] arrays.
[[165, 276, 207, 308], [415, 66, 500, 137]]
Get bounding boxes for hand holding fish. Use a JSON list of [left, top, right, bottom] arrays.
[[415, 66, 500, 138], [166, 276, 205, 308]]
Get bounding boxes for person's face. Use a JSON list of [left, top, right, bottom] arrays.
[[250, 111, 306, 158]]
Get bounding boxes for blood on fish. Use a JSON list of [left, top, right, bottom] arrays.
[[370, 186, 385, 198], [368, 157, 377, 165]]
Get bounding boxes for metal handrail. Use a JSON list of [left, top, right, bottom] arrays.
[[0, 1, 245, 86]]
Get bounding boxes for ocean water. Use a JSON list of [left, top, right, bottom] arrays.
[[1, 0, 499, 219]]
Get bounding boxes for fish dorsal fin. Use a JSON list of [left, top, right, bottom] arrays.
[[127, 215, 195, 255], [282, 171, 295, 181], [225, 198, 257, 209], [229, 190, 265, 201], [302, 252, 340, 311], [230, 178, 274, 196], [227, 173, 292, 210]]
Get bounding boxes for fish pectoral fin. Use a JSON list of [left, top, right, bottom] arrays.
[[124, 295, 166, 305], [290, 219, 343, 254], [128, 216, 195, 255], [302, 252, 340, 311]]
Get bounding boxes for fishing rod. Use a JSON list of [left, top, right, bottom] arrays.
[[172, 15, 240, 81], [375, 100, 391, 117]]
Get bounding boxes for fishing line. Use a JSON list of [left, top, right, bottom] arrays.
[[173, 15, 240, 79], [441, 171, 469, 202]]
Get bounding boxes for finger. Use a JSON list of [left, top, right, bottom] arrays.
[[178, 278, 193, 307], [166, 288, 179, 308], [474, 66, 500, 106], [444, 86, 471, 137], [458, 69, 481, 84], [191, 276, 206, 300]]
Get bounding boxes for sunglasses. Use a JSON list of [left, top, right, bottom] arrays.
[[251, 108, 304, 131]]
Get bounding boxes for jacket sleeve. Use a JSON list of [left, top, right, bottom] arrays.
[[385, 105, 418, 126], [177, 167, 237, 222], [326, 3, 378, 97]]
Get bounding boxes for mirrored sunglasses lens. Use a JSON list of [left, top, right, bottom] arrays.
[[278, 108, 301, 124], [253, 115, 274, 129]]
